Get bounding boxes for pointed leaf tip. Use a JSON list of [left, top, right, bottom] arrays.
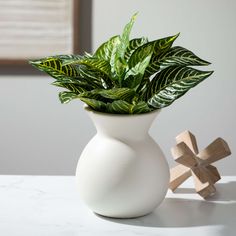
[[173, 32, 180, 40], [207, 70, 214, 76], [132, 12, 138, 20], [147, 66, 214, 109], [201, 70, 214, 77], [28, 60, 37, 65], [203, 60, 212, 66]]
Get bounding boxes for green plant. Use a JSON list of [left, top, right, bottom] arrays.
[[29, 13, 213, 114]]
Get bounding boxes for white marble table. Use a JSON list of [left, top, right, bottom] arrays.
[[0, 175, 235, 236]]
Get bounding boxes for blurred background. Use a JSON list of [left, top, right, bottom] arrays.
[[0, 0, 235, 175]]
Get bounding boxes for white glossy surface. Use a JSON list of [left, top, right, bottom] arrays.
[[0, 175, 235, 236]]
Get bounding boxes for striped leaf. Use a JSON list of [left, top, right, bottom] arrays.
[[117, 12, 137, 60], [125, 54, 152, 79], [98, 88, 136, 101], [128, 43, 153, 69], [95, 35, 121, 61], [122, 55, 152, 90], [144, 54, 162, 77], [109, 13, 138, 80], [78, 89, 109, 102], [109, 53, 127, 81], [123, 54, 152, 89], [59, 91, 79, 104], [158, 46, 210, 67], [29, 56, 79, 80], [132, 101, 152, 113], [56, 54, 83, 60], [129, 33, 179, 69], [29, 13, 213, 115], [78, 57, 112, 78], [107, 100, 151, 114], [153, 33, 180, 54], [79, 97, 107, 111], [78, 65, 111, 89], [60, 53, 94, 66], [30, 56, 107, 89], [79, 88, 135, 103], [124, 37, 148, 61], [52, 76, 100, 91], [145, 46, 210, 76], [76, 58, 114, 88], [137, 77, 151, 99], [52, 81, 89, 94], [147, 66, 214, 109], [107, 100, 131, 113], [59, 54, 84, 66]]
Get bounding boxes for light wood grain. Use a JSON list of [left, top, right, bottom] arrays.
[[169, 130, 231, 198]]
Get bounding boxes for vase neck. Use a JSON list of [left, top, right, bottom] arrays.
[[86, 108, 161, 141]]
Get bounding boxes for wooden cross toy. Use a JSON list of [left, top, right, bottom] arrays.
[[169, 130, 231, 198]]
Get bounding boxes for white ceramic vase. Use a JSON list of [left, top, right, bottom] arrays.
[[76, 107, 170, 218]]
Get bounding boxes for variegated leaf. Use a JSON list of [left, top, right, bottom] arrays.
[[59, 91, 79, 104], [158, 46, 210, 67], [79, 88, 135, 102], [123, 54, 152, 89], [128, 43, 153, 69], [137, 77, 151, 99], [109, 52, 127, 81], [124, 37, 148, 61], [109, 13, 138, 80], [95, 35, 120, 61], [107, 100, 132, 114], [125, 54, 152, 79], [29, 57, 79, 80], [79, 97, 107, 111], [52, 76, 100, 91], [29, 13, 214, 115], [60, 54, 90, 66], [129, 33, 179, 69], [144, 55, 161, 77], [132, 101, 152, 113], [107, 100, 151, 114], [153, 33, 180, 54], [78, 57, 112, 78], [30, 56, 105, 89], [147, 66, 213, 109], [78, 65, 112, 88], [62, 56, 112, 83], [78, 89, 108, 102], [98, 88, 136, 101], [117, 12, 138, 60], [52, 81, 89, 94], [145, 46, 210, 76]]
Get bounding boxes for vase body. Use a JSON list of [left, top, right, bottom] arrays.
[[76, 107, 170, 218]]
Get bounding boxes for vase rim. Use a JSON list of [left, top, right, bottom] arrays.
[[83, 105, 161, 117]]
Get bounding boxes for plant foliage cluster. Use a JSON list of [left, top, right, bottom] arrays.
[[30, 13, 213, 114]]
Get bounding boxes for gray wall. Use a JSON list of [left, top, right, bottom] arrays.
[[0, 0, 235, 175]]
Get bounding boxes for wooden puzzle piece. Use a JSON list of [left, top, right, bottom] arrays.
[[169, 130, 231, 198]]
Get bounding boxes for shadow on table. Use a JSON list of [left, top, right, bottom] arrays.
[[174, 181, 236, 201], [96, 181, 236, 234]]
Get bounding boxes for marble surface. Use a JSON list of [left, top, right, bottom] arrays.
[[0, 175, 235, 236]]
